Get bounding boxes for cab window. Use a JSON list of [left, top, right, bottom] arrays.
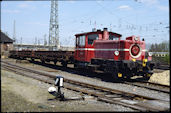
[[109, 34, 119, 40], [88, 34, 98, 45], [77, 35, 85, 46], [76, 37, 79, 46]]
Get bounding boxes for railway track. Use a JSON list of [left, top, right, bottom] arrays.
[[22, 59, 170, 94], [1, 60, 170, 111], [123, 80, 170, 94], [154, 64, 170, 70]]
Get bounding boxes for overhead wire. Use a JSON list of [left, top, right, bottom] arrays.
[[95, 1, 169, 33]]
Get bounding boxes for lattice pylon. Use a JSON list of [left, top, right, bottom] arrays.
[[49, 0, 59, 48]]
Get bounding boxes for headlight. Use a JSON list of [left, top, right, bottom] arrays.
[[148, 52, 152, 56], [114, 51, 119, 56]]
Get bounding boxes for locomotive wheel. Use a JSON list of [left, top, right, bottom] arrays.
[[123, 72, 133, 81], [41, 60, 45, 64], [74, 64, 78, 68], [112, 72, 125, 81], [74, 64, 83, 71], [143, 74, 152, 81], [123, 76, 131, 81]]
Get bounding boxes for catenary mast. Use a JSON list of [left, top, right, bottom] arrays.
[[49, 0, 59, 50], [13, 20, 16, 44]]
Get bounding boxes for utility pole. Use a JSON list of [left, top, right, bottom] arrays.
[[49, 0, 59, 50], [20, 37, 22, 44], [44, 34, 47, 46], [35, 37, 37, 50], [13, 20, 16, 44], [38, 39, 40, 45], [35, 37, 37, 45]]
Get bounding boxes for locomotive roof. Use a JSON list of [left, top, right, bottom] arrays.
[[75, 30, 122, 37]]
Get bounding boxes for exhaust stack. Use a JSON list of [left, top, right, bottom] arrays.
[[102, 28, 109, 40]]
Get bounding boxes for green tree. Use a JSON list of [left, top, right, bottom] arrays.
[[149, 41, 169, 52]]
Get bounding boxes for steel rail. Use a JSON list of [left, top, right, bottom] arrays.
[[2, 60, 169, 96], [1, 61, 170, 111], [1, 61, 166, 100], [154, 65, 170, 70], [1, 65, 146, 111], [123, 81, 170, 94]]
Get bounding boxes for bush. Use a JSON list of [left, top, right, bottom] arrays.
[[152, 55, 170, 65], [162, 54, 170, 65]]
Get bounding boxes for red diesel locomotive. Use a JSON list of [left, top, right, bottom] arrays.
[[74, 28, 154, 79], [9, 28, 154, 80]]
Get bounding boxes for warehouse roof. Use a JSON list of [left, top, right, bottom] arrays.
[[0, 30, 14, 43]]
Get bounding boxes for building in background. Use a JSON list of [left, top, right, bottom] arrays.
[[0, 30, 14, 58]]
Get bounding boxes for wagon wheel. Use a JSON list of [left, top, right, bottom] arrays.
[[54, 60, 57, 65], [61, 61, 67, 67], [41, 59, 45, 64]]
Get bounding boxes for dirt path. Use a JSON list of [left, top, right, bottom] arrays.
[[1, 70, 65, 112]]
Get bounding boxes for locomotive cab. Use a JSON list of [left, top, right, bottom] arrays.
[[74, 30, 100, 67], [74, 28, 121, 67]]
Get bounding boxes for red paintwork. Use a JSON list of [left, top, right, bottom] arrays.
[[120, 37, 146, 60], [94, 40, 120, 60], [74, 28, 147, 63]]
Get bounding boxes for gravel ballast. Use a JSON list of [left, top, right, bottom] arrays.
[[1, 58, 170, 111], [12, 59, 169, 101]]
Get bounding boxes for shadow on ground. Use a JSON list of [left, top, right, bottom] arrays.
[[15, 59, 147, 83]]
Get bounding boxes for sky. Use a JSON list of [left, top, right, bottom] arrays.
[[1, 0, 170, 47]]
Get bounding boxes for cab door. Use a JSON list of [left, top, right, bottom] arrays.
[[86, 33, 99, 62], [75, 35, 86, 62]]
